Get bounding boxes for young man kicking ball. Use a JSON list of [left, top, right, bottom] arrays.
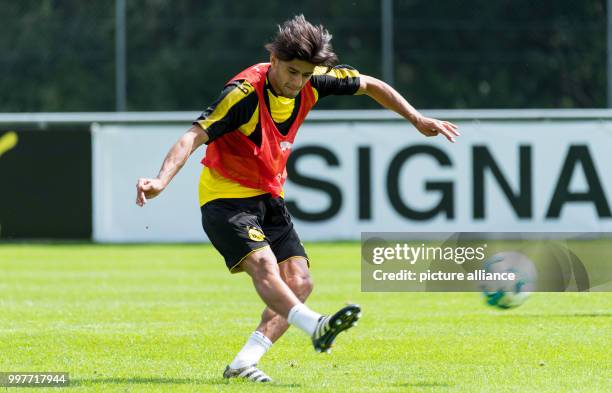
[[135, 14, 459, 383]]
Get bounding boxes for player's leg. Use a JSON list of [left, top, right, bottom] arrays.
[[264, 198, 361, 353], [243, 197, 361, 351], [224, 249, 319, 382], [240, 250, 360, 354], [239, 247, 304, 315], [240, 248, 324, 335], [225, 256, 311, 378], [202, 195, 318, 380], [201, 196, 286, 382], [238, 199, 325, 343], [209, 196, 360, 382], [255, 257, 313, 343]]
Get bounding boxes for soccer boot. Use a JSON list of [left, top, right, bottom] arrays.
[[223, 364, 272, 382], [312, 304, 361, 353]]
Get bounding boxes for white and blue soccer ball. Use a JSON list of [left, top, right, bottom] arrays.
[[480, 251, 537, 309]]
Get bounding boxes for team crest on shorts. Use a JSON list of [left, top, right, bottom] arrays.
[[247, 226, 266, 242]]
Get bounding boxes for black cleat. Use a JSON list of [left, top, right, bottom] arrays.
[[312, 304, 361, 353]]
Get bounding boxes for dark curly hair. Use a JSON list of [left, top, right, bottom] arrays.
[[265, 15, 338, 67]]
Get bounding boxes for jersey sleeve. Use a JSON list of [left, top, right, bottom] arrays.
[[193, 80, 258, 144], [310, 65, 361, 99]]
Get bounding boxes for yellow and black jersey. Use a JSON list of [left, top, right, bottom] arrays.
[[195, 64, 360, 206]]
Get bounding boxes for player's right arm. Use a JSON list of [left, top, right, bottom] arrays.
[[136, 124, 209, 206], [135, 80, 257, 207]]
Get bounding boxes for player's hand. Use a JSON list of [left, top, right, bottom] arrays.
[[414, 116, 460, 143], [136, 178, 165, 207]]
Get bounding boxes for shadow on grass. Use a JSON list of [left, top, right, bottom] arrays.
[[70, 377, 300, 388]]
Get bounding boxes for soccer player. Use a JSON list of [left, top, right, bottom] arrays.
[[135, 15, 459, 383]]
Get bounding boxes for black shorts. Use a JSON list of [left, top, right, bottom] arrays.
[[201, 194, 308, 273]]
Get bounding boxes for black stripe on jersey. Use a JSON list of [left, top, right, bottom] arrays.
[[310, 64, 360, 99], [194, 77, 305, 147], [247, 81, 301, 146], [194, 80, 257, 144]]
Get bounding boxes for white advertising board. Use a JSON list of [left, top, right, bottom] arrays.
[[93, 119, 612, 242]]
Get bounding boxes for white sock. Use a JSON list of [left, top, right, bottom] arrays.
[[229, 331, 273, 369], [287, 303, 322, 336]]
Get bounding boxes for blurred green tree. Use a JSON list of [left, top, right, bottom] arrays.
[[0, 0, 605, 111]]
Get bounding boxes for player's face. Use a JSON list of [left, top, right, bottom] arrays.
[[269, 56, 316, 98]]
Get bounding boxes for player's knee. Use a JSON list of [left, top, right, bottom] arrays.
[[286, 273, 313, 300], [301, 275, 314, 299]]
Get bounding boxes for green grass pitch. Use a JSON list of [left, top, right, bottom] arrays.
[[0, 243, 610, 392]]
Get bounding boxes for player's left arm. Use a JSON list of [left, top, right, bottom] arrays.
[[356, 75, 460, 143]]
